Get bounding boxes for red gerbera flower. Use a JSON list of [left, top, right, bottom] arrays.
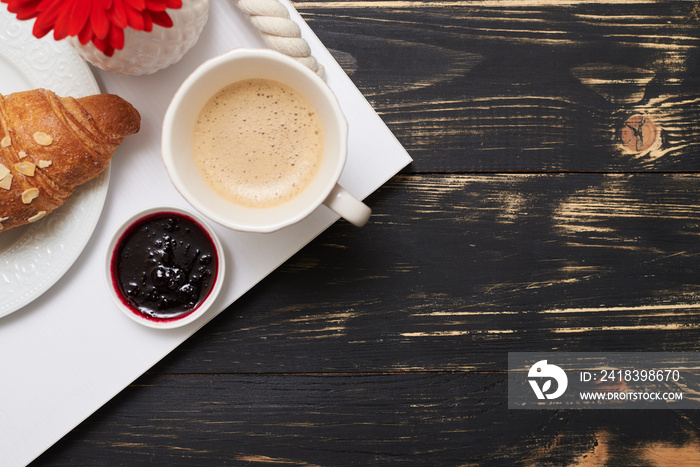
[[1, 0, 183, 56]]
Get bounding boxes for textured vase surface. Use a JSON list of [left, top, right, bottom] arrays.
[[69, 0, 210, 75]]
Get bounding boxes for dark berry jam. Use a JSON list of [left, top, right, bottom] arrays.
[[111, 211, 219, 322]]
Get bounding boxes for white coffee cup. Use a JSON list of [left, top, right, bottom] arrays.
[[162, 48, 371, 233]]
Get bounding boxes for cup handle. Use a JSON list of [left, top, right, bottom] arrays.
[[323, 184, 371, 227]]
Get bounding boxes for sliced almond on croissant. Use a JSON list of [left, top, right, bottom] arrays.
[[33, 132, 53, 146], [28, 211, 46, 222], [15, 161, 36, 176], [21, 188, 39, 204], [0, 174, 12, 190]]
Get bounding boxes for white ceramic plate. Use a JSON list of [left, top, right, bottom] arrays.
[[0, 5, 107, 317]]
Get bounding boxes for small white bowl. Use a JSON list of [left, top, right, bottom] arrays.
[[104, 206, 225, 329]]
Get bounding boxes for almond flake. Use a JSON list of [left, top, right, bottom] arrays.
[[33, 132, 53, 146], [38, 160, 52, 168], [27, 211, 46, 223], [0, 174, 12, 190], [21, 187, 39, 204], [1, 136, 10, 148], [0, 163, 9, 180], [18, 151, 27, 159], [0, 217, 8, 223], [15, 161, 35, 176]]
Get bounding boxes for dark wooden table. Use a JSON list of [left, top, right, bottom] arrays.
[[34, 1, 700, 465]]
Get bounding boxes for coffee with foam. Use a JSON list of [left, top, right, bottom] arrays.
[[193, 78, 324, 208]]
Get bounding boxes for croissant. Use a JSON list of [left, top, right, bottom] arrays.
[[0, 88, 140, 232]]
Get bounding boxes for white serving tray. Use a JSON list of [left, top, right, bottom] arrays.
[[0, 2, 411, 465]]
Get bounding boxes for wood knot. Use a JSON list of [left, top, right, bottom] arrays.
[[620, 114, 658, 153]]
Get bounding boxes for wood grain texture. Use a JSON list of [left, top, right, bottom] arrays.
[[32, 373, 700, 465], [310, 0, 700, 171], [32, 1, 700, 466], [146, 174, 700, 374]]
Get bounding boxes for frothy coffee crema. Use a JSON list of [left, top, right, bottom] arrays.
[[193, 78, 324, 208]]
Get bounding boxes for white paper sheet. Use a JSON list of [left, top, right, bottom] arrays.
[[0, 2, 411, 465]]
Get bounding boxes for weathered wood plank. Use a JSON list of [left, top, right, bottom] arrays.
[[32, 373, 700, 466], [146, 173, 700, 374], [298, 1, 700, 171]]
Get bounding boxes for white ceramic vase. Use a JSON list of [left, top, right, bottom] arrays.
[[68, 0, 210, 75]]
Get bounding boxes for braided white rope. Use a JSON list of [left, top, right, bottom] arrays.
[[236, 0, 326, 79]]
